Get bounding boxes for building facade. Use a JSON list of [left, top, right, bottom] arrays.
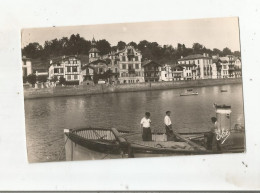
[[172, 65, 184, 81], [143, 60, 162, 82], [49, 55, 82, 84], [177, 53, 213, 79], [160, 64, 174, 81], [22, 56, 32, 77], [116, 45, 144, 84]]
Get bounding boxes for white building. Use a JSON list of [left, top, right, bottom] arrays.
[[22, 56, 32, 77], [177, 53, 213, 79], [49, 55, 82, 85], [116, 45, 144, 84], [160, 64, 174, 81]]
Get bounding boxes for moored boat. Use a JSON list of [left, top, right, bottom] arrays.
[[180, 91, 198, 96], [63, 104, 245, 160]]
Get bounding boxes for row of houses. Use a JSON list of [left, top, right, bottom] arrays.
[[22, 38, 242, 85]]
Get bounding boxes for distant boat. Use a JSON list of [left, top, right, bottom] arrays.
[[180, 91, 198, 96], [221, 89, 228, 92], [187, 89, 193, 92]]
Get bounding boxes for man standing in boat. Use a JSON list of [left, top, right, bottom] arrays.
[[140, 112, 152, 141], [164, 111, 176, 141]]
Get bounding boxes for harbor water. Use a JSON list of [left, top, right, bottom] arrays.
[[24, 84, 244, 162]]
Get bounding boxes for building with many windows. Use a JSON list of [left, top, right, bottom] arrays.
[[49, 55, 82, 85], [142, 60, 162, 82], [116, 45, 144, 84], [177, 53, 213, 79]]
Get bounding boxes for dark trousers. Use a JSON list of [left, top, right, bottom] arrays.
[[142, 127, 152, 141], [165, 125, 177, 141], [205, 132, 221, 151]]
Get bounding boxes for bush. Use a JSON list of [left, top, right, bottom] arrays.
[[59, 76, 66, 85], [37, 75, 48, 83], [27, 74, 37, 86]]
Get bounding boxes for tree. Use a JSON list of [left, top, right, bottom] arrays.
[[37, 75, 48, 83], [96, 39, 111, 55], [51, 76, 58, 82], [222, 47, 232, 56], [212, 48, 222, 56], [117, 41, 126, 50], [128, 41, 137, 48], [192, 43, 204, 53], [22, 42, 43, 59], [27, 74, 37, 86], [233, 51, 241, 57], [59, 76, 66, 85]]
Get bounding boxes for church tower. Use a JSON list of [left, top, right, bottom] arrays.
[[89, 37, 100, 62]]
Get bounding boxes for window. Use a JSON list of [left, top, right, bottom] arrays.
[[129, 64, 133, 70], [135, 63, 139, 69], [122, 64, 126, 69], [60, 68, 64, 73], [67, 75, 71, 80], [122, 56, 126, 61], [72, 66, 77, 72], [165, 74, 167, 77], [67, 67, 71, 72], [198, 60, 200, 64], [74, 75, 78, 80], [115, 68, 118, 73], [135, 56, 138, 61], [54, 68, 58, 73]]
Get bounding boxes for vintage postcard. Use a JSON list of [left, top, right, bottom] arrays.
[[22, 17, 245, 163]]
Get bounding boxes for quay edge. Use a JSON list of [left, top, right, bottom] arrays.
[[23, 78, 242, 100]]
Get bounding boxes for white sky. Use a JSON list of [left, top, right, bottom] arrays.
[[21, 17, 241, 51]]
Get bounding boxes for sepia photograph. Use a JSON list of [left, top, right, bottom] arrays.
[[22, 17, 245, 163]]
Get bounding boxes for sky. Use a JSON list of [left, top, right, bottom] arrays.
[[21, 17, 241, 52]]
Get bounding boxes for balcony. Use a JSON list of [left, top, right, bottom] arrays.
[[128, 68, 136, 74]]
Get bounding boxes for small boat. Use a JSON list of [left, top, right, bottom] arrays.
[[221, 89, 228, 92], [187, 89, 193, 91], [180, 91, 198, 96]]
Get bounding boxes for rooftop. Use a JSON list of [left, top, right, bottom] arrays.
[[178, 54, 211, 61]]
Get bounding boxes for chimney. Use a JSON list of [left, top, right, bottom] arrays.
[[181, 56, 183, 59]]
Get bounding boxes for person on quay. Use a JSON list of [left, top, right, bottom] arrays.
[[140, 112, 152, 141], [164, 111, 177, 141], [205, 117, 221, 151]]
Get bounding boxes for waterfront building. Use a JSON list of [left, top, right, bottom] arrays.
[[81, 38, 119, 84], [142, 60, 162, 82], [49, 55, 82, 85], [172, 65, 184, 81], [22, 56, 32, 77], [234, 57, 242, 69], [160, 64, 174, 81], [177, 53, 213, 79], [179, 64, 197, 80], [116, 45, 144, 84]]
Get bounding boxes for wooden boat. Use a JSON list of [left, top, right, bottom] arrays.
[[180, 91, 198, 96], [64, 126, 245, 158], [221, 89, 228, 92], [63, 104, 244, 159]]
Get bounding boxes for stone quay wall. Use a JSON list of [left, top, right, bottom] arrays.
[[24, 78, 242, 99]]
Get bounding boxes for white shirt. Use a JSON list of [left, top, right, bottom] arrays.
[[140, 117, 151, 128], [164, 115, 172, 126]]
